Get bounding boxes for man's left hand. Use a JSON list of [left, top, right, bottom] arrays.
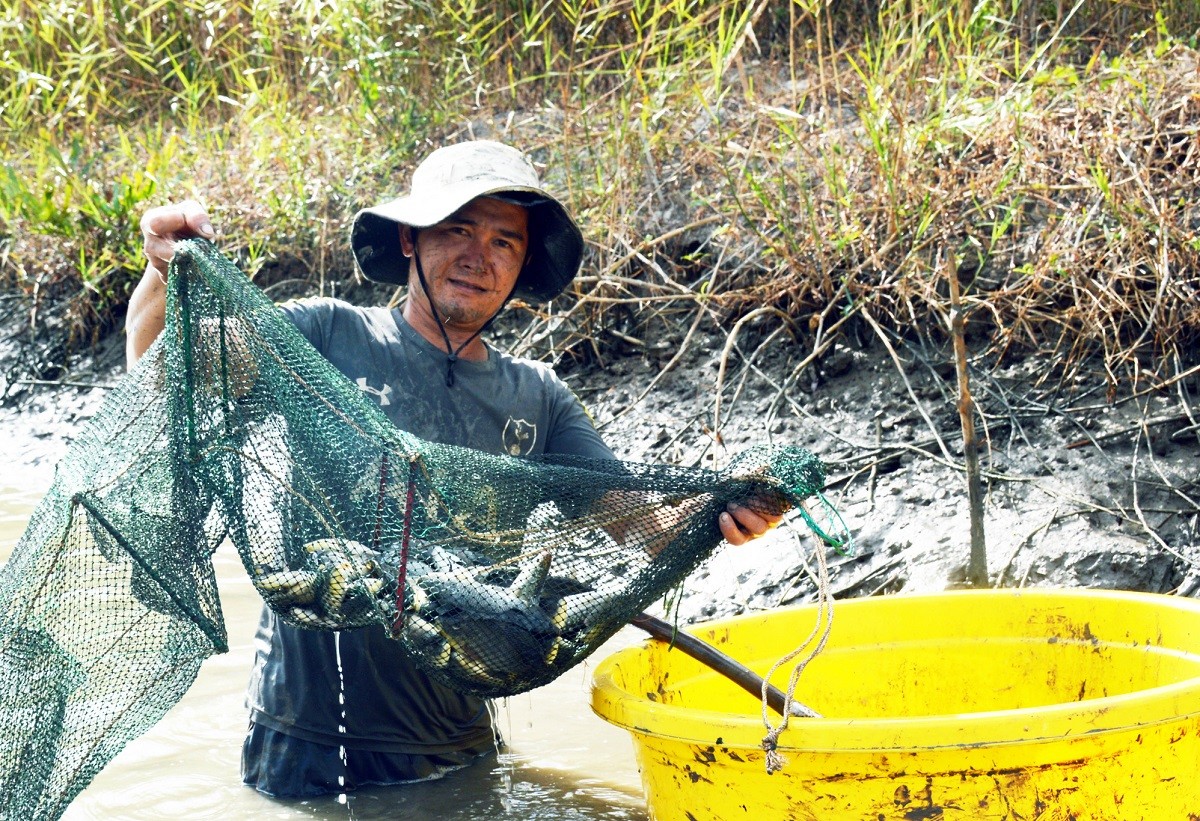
[[719, 499, 788, 546]]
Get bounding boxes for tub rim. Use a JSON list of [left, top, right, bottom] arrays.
[[591, 588, 1200, 753]]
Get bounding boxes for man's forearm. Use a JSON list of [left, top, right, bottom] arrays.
[[125, 263, 168, 369], [594, 490, 702, 557]]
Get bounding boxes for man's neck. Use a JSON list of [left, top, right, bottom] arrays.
[[401, 301, 490, 361]]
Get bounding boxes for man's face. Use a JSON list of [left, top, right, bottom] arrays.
[[400, 196, 530, 331]]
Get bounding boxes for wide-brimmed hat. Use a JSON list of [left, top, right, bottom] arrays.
[[350, 140, 583, 303]]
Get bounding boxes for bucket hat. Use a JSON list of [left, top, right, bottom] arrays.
[[350, 140, 584, 303]]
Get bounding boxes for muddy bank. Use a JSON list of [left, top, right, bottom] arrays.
[[569, 322, 1200, 622], [1, 298, 1198, 626]]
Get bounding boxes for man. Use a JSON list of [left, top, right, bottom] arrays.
[[127, 140, 779, 797]]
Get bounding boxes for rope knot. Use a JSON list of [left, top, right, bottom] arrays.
[[762, 728, 787, 774]]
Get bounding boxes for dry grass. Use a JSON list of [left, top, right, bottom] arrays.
[[1, 0, 1198, 397]]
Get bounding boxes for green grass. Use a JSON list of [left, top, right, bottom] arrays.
[[1, 0, 1198, 388]]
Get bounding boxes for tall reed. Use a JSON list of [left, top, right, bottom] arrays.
[[0, 0, 1197, 392]]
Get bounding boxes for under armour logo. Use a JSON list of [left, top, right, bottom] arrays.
[[355, 377, 394, 407]]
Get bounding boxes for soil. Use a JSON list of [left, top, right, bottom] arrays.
[[584, 330, 1200, 623], [2, 292, 1198, 626]]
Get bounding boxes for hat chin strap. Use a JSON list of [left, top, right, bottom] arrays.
[[411, 232, 510, 388]]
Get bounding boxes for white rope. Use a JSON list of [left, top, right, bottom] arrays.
[[760, 514, 835, 773]]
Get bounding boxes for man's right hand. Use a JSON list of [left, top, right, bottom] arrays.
[[126, 200, 217, 369], [141, 200, 216, 277]]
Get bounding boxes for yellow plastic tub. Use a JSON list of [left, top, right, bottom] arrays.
[[592, 589, 1200, 820]]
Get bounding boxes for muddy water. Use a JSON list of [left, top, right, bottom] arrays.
[[0, 485, 649, 821]]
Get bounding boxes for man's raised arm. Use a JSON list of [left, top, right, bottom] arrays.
[[126, 200, 215, 369]]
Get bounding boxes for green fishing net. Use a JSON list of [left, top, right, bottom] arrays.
[[0, 239, 829, 819]]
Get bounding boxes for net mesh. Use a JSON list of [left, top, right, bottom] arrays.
[[0, 239, 828, 819]]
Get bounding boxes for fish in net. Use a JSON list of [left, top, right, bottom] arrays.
[[0, 239, 831, 818]]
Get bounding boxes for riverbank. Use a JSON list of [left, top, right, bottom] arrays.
[[3, 8, 1198, 610], [3, 301, 1196, 625], [577, 319, 1199, 620]]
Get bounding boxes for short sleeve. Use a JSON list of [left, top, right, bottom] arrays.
[[277, 297, 340, 350], [544, 378, 616, 462]]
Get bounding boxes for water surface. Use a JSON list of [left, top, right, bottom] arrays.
[[0, 485, 649, 820]]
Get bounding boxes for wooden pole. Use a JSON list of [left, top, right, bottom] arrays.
[[946, 251, 989, 587]]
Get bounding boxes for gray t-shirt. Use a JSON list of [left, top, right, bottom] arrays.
[[246, 297, 614, 753]]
